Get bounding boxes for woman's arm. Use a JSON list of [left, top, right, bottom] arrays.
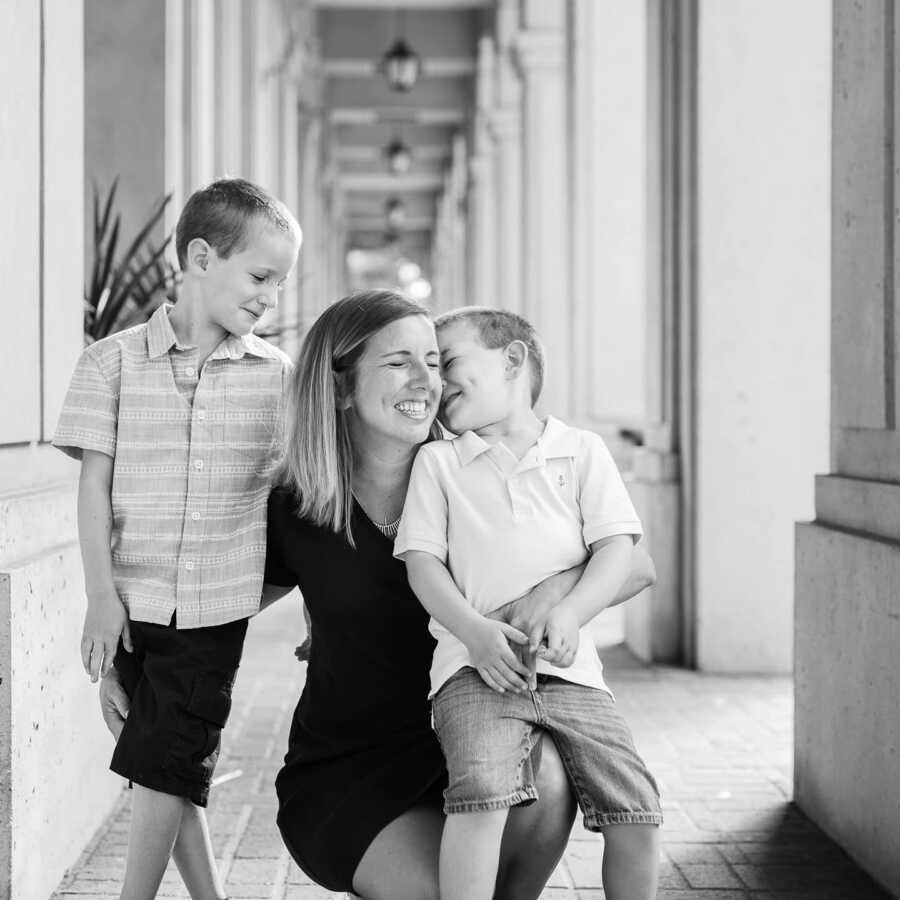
[[488, 543, 656, 642], [258, 582, 295, 613]]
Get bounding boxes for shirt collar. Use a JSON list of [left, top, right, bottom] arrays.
[[146, 303, 283, 361], [451, 416, 580, 467]]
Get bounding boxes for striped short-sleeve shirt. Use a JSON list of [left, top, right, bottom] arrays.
[[53, 304, 292, 628]]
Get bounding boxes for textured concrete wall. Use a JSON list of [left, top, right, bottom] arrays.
[[795, 524, 900, 896], [694, 0, 830, 672], [794, 3, 900, 893], [0, 484, 122, 900]]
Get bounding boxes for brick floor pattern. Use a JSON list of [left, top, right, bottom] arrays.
[[52, 601, 894, 900]]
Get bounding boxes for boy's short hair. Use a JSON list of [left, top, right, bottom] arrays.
[[175, 178, 299, 268], [434, 307, 545, 405]]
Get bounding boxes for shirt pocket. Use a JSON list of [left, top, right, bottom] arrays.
[[223, 367, 283, 466]]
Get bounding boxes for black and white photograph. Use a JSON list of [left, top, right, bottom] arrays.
[[0, 1, 897, 898]]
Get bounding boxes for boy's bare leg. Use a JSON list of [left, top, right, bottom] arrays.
[[120, 786, 186, 900], [440, 808, 508, 900], [172, 803, 228, 900], [601, 823, 660, 900]]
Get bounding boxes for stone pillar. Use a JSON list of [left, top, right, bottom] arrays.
[[569, 0, 646, 428], [490, 0, 523, 316], [691, 0, 829, 673], [2, 4, 123, 898], [214, 0, 244, 177], [514, 0, 570, 417], [468, 35, 497, 308], [627, 0, 694, 663], [795, 3, 900, 893]]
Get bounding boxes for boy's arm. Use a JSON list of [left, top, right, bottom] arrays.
[[78, 449, 132, 682], [488, 543, 656, 649], [404, 550, 531, 694], [539, 535, 634, 667]]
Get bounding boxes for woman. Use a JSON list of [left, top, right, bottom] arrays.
[[103, 290, 655, 899]]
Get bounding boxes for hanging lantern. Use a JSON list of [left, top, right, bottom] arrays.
[[385, 137, 413, 175], [382, 38, 421, 92], [386, 197, 407, 230]]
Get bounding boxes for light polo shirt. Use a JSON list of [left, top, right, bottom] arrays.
[[53, 303, 292, 628], [394, 416, 643, 697]]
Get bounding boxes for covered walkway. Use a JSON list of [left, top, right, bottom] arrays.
[[51, 600, 891, 900]]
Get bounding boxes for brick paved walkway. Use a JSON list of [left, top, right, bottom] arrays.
[[52, 598, 893, 900]]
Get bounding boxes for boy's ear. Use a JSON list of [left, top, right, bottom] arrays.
[[503, 340, 529, 380], [186, 238, 211, 274]]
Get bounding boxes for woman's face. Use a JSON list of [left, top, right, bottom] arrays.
[[346, 315, 442, 452]]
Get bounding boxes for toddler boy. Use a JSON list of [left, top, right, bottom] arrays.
[[395, 307, 662, 900], [54, 178, 300, 900]]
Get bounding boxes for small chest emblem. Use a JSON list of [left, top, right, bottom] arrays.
[[557, 474, 567, 489]]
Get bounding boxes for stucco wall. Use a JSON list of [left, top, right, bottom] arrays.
[[694, 0, 831, 672]]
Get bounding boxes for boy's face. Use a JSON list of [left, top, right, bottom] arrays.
[[199, 222, 300, 337], [437, 320, 514, 434]]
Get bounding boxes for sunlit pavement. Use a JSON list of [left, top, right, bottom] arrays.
[[52, 599, 892, 900]]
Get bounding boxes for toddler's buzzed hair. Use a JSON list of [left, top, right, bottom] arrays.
[[434, 307, 545, 405], [175, 178, 299, 268]]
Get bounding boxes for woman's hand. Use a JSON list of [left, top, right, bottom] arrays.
[[98, 667, 130, 740], [461, 616, 531, 694]]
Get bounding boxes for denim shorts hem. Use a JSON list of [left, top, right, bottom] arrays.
[[444, 786, 538, 815], [583, 811, 664, 829]]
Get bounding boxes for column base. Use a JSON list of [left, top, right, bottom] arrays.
[[795, 521, 900, 897], [626, 448, 682, 664]]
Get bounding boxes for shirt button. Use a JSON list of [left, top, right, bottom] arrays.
[[185, 561, 195, 571], [191, 511, 201, 521], [185, 366, 196, 377], [196, 410, 206, 421], [194, 459, 204, 470]]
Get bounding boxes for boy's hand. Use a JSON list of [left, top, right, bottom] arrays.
[[537, 607, 580, 668], [487, 597, 552, 690], [462, 616, 531, 694], [81, 590, 132, 682]]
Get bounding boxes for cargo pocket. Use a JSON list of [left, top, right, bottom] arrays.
[[165, 674, 234, 785]]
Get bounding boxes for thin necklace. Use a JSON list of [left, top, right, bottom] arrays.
[[352, 492, 401, 538]]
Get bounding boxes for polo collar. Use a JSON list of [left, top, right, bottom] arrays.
[[145, 303, 281, 361], [451, 416, 581, 467]]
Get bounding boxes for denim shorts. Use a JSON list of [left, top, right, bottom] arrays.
[[432, 667, 663, 828]]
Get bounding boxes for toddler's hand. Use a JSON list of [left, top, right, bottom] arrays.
[[537, 607, 579, 668], [81, 591, 132, 683], [463, 617, 531, 694]]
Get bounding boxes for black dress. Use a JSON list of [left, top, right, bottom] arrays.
[[265, 487, 447, 892]]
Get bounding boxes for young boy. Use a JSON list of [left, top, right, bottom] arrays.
[[53, 178, 301, 900], [394, 308, 663, 900]]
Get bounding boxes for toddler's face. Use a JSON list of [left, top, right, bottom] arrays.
[[202, 223, 300, 337], [437, 321, 513, 435]]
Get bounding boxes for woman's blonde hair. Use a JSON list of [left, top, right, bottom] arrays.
[[277, 289, 439, 544]]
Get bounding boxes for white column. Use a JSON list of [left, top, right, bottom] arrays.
[[514, 0, 570, 417], [215, 0, 243, 177], [490, 0, 522, 314], [696, 0, 830, 673], [569, 0, 646, 427], [469, 35, 497, 308]]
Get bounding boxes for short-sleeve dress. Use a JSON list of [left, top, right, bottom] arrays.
[[265, 487, 447, 892]]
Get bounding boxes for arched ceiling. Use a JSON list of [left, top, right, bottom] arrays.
[[312, 0, 492, 281]]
